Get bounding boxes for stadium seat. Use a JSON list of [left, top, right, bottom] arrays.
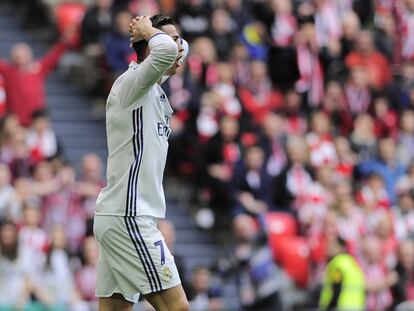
[[265, 212, 298, 237], [0, 75, 6, 117], [308, 234, 326, 264], [273, 235, 310, 288]]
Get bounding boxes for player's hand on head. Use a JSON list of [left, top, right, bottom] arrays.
[[129, 15, 153, 43]]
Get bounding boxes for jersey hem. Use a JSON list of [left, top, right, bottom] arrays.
[[95, 291, 138, 304], [95, 211, 166, 218]]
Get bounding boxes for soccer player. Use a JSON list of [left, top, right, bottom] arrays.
[[93, 14, 190, 311]]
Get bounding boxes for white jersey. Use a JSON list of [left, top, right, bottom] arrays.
[[95, 33, 178, 218]]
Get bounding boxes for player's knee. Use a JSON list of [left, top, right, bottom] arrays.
[[170, 299, 190, 311]]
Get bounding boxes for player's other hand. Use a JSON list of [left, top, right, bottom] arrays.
[[129, 15, 153, 43]]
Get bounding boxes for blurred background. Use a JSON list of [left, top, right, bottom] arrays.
[[1, 0, 414, 310]]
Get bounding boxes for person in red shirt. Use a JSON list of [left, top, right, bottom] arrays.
[[345, 30, 392, 90], [238, 60, 283, 125], [0, 30, 74, 126]]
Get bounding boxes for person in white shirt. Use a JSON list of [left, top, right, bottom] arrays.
[[94, 14, 189, 311]]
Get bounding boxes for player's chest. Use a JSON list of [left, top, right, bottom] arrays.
[[151, 86, 173, 139]]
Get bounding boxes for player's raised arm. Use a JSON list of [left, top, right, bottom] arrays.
[[127, 16, 178, 100]]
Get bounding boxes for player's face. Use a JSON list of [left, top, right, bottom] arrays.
[[161, 24, 184, 76]]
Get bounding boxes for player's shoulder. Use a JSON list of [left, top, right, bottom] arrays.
[[110, 65, 136, 94]]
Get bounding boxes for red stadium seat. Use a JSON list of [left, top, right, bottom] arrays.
[[308, 234, 326, 264], [265, 212, 298, 237], [273, 236, 310, 288], [0, 75, 6, 117]]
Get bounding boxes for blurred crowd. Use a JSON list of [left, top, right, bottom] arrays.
[[0, 114, 104, 310], [1, 0, 414, 310]]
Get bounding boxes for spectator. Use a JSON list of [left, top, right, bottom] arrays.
[[393, 177, 414, 241], [313, 0, 343, 48], [272, 135, 313, 212], [77, 153, 104, 231], [360, 235, 397, 311], [187, 37, 218, 89], [356, 173, 391, 232], [344, 66, 372, 116], [223, 0, 249, 30], [322, 81, 353, 136], [391, 239, 414, 308], [340, 10, 361, 58], [187, 266, 222, 311], [0, 221, 30, 309], [209, 9, 237, 61], [232, 146, 272, 216], [0, 30, 75, 126], [0, 114, 21, 151], [196, 91, 221, 141], [128, 0, 160, 16], [396, 0, 414, 62], [216, 214, 283, 311], [270, 0, 297, 47], [397, 109, 414, 166], [294, 19, 324, 107], [335, 195, 364, 254], [0, 164, 18, 221], [42, 165, 86, 252], [282, 89, 307, 136], [306, 111, 338, 168], [358, 137, 407, 203], [345, 30, 392, 89], [371, 95, 398, 139], [104, 10, 134, 76], [240, 20, 269, 61], [39, 225, 88, 310], [18, 204, 48, 276], [81, 0, 113, 46], [374, 213, 398, 268], [238, 61, 283, 125], [8, 128, 33, 179], [26, 109, 59, 163], [374, 12, 397, 61], [399, 62, 414, 110], [75, 236, 99, 304], [199, 116, 241, 214], [298, 165, 335, 232], [260, 111, 287, 178], [175, 0, 211, 42], [350, 114, 377, 162], [211, 62, 242, 119], [334, 136, 356, 180]]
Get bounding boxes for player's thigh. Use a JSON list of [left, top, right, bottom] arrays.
[[95, 215, 147, 302], [99, 294, 133, 311], [144, 284, 189, 311]]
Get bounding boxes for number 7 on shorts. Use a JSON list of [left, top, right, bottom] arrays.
[[154, 240, 165, 265]]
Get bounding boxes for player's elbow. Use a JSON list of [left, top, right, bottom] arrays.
[[163, 39, 178, 64]]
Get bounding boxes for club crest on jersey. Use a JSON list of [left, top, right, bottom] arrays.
[[159, 94, 167, 102], [157, 115, 171, 138], [162, 267, 173, 281]]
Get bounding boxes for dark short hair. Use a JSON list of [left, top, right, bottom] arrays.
[[133, 14, 175, 62]]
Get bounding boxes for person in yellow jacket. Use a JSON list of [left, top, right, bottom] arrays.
[[319, 236, 366, 310]]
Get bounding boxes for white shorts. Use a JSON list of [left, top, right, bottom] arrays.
[[93, 215, 181, 303]]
